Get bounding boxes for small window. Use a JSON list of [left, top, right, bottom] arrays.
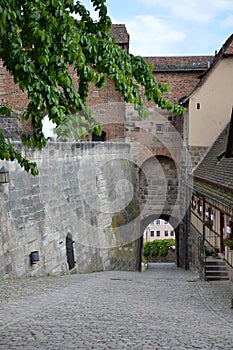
[[156, 220, 160, 225], [156, 124, 164, 134], [92, 130, 106, 142], [165, 230, 169, 237], [164, 221, 168, 225], [170, 231, 174, 236], [197, 103, 201, 110], [151, 231, 154, 237], [208, 207, 214, 229], [156, 231, 160, 237], [191, 195, 196, 210], [197, 200, 203, 217]]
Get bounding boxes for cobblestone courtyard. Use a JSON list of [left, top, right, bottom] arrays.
[[0, 263, 233, 349]]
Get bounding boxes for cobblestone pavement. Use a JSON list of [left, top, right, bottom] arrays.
[[0, 263, 233, 350]]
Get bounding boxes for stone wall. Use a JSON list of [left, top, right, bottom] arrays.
[[189, 145, 209, 168], [0, 142, 140, 278], [0, 112, 21, 140], [147, 249, 176, 263], [188, 223, 202, 272]]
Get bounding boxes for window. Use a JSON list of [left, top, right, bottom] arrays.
[[92, 130, 106, 142], [151, 231, 154, 237], [205, 207, 213, 229], [155, 220, 160, 225], [197, 103, 201, 110], [197, 199, 203, 217], [191, 195, 196, 210], [226, 219, 233, 239], [164, 221, 168, 225], [156, 124, 163, 134], [170, 231, 174, 236], [165, 230, 169, 237], [209, 208, 214, 228], [156, 231, 160, 237]]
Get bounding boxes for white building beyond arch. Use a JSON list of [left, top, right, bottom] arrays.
[[42, 115, 57, 139], [144, 219, 175, 242]]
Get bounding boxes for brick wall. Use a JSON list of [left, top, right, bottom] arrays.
[[152, 71, 202, 104], [189, 145, 209, 168], [1, 59, 200, 140], [0, 60, 29, 113]]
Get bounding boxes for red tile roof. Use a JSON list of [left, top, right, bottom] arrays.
[[221, 33, 233, 54], [144, 56, 213, 72], [193, 109, 233, 197]]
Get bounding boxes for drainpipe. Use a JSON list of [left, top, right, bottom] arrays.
[[137, 234, 143, 272], [202, 195, 206, 280], [185, 109, 189, 270], [202, 196, 206, 241], [185, 109, 189, 178]]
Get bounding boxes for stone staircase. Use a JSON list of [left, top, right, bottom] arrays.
[[205, 257, 229, 281]]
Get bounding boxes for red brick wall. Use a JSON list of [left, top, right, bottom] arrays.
[[145, 71, 202, 105], [0, 60, 29, 112], [1, 60, 201, 140], [67, 68, 126, 140], [0, 60, 33, 136], [87, 77, 125, 140]]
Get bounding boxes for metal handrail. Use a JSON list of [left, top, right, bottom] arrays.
[[198, 235, 223, 281], [198, 236, 206, 280]]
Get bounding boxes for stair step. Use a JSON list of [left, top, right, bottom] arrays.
[[205, 271, 228, 276], [206, 276, 229, 281], [204, 258, 229, 281], [205, 267, 228, 271], [205, 261, 226, 266], [205, 265, 227, 270]]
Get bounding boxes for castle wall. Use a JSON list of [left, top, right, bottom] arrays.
[[0, 142, 140, 278]]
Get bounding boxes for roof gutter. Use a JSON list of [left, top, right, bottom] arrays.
[[186, 182, 233, 210]]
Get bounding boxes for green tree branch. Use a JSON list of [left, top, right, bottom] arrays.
[[0, 0, 184, 174]]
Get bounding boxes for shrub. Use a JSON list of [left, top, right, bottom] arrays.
[[143, 239, 175, 258], [143, 241, 151, 257]]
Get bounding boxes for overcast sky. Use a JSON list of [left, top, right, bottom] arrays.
[[81, 0, 233, 56]]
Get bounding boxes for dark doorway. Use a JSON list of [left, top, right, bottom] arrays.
[[92, 131, 106, 141], [66, 234, 75, 270]]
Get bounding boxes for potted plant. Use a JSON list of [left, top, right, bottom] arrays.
[[204, 245, 212, 256], [212, 247, 220, 258], [223, 238, 233, 250]]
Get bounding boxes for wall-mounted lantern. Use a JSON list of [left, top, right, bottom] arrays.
[[29, 251, 40, 265], [0, 166, 9, 183]]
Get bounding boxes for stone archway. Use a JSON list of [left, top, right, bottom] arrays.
[[138, 155, 179, 219], [140, 214, 184, 268], [66, 233, 75, 271]]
